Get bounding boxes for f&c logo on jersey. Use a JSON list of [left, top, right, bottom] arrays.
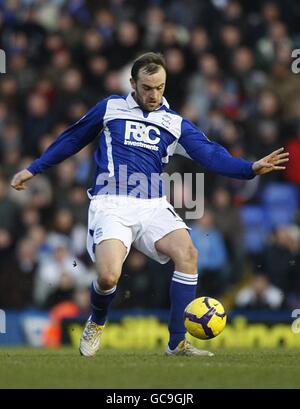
[[124, 120, 160, 151]]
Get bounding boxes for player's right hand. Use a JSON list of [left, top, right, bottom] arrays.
[[10, 169, 34, 191]]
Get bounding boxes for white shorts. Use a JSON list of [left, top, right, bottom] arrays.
[[86, 195, 190, 264]]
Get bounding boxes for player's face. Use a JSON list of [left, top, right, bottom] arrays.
[[130, 67, 166, 111]]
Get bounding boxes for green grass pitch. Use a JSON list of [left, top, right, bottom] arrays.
[[0, 347, 300, 389]]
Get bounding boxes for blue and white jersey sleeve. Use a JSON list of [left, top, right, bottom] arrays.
[[27, 99, 107, 175], [178, 119, 256, 180]]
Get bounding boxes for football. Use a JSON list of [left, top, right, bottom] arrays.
[[184, 296, 227, 340]]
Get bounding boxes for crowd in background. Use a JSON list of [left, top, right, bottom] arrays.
[[0, 0, 300, 316]]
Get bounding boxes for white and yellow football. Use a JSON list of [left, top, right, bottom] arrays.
[[184, 296, 227, 340]]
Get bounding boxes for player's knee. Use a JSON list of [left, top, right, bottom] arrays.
[[96, 266, 120, 290], [188, 246, 198, 265], [174, 245, 198, 268], [98, 274, 119, 290], [186, 245, 198, 267], [95, 260, 122, 290]]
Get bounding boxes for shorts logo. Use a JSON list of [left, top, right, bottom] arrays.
[[95, 227, 103, 239], [124, 120, 160, 151]]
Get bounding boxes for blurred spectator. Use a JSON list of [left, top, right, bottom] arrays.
[[0, 119, 21, 157], [51, 207, 87, 258], [245, 90, 284, 189], [212, 186, 244, 283], [266, 62, 300, 119], [263, 225, 300, 298], [55, 67, 91, 119], [218, 24, 242, 73], [66, 185, 89, 225], [53, 159, 77, 203], [0, 228, 14, 272], [94, 8, 115, 44], [103, 70, 123, 95], [256, 21, 292, 70], [189, 27, 211, 61], [143, 5, 165, 49], [19, 206, 41, 238], [57, 12, 82, 48], [44, 42, 72, 87], [186, 53, 222, 125], [84, 54, 108, 102], [43, 286, 91, 348], [44, 272, 76, 309], [9, 52, 37, 94], [0, 75, 20, 112], [190, 208, 228, 297], [26, 224, 49, 259], [235, 274, 284, 310], [231, 46, 266, 101], [34, 234, 90, 307], [222, 0, 244, 27], [23, 92, 54, 156], [165, 0, 202, 29], [0, 238, 38, 309], [107, 21, 141, 70], [0, 176, 20, 236], [164, 47, 187, 111], [157, 21, 189, 51], [74, 145, 94, 186], [285, 132, 300, 186]]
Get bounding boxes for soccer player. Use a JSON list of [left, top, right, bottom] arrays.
[[11, 53, 288, 356]]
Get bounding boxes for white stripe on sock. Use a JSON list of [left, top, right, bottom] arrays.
[[172, 271, 198, 286], [93, 280, 117, 296], [173, 271, 198, 280], [172, 278, 198, 285], [173, 274, 197, 282]]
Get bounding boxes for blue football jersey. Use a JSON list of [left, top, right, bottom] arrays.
[[27, 93, 255, 198]]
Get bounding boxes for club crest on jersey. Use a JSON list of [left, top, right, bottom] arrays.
[[124, 120, 160, 151], [162, 114, 172, 128]]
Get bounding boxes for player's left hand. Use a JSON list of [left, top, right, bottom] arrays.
[[252, 147, 289, 175], [10, 169, 34, 190]]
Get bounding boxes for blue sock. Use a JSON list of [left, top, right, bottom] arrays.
[[90, 280, 117, 325], [168, 271, 198, 350]]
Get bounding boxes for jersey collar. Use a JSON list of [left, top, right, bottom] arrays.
[[126, 93, 170, 110]]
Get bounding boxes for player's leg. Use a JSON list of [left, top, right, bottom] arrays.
[[155, 229, 199, 350], [91, 239, 127, 324], [155, 228, 198, 273], [80, 238, 129, 357], [132, 199, 213, 356], [156, 229, 213, 356]]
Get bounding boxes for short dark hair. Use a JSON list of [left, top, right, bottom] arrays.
[[131, 52, 166, 81]]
